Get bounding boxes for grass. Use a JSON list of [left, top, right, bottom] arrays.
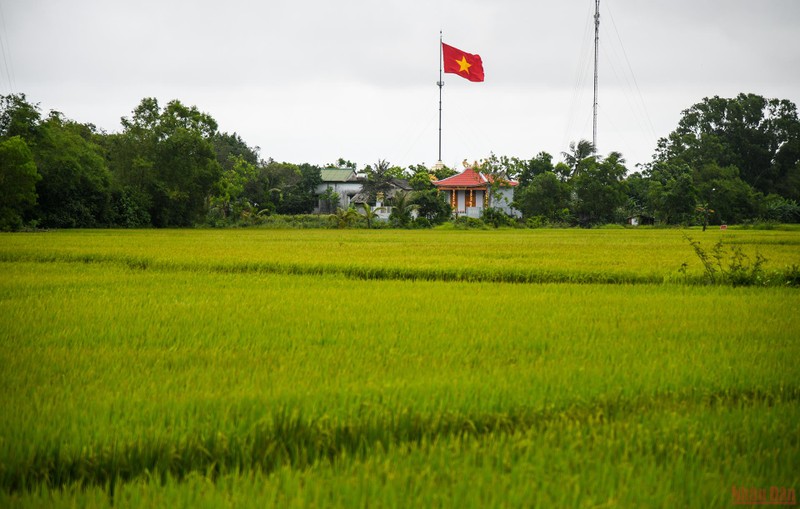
[[1, 228, 799, 285], [1, 228, 799, 507]]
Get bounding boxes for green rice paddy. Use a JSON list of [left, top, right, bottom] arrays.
[[1, 228, 798, 507]]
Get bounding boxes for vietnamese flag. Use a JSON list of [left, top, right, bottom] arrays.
[[442, 42, 484, 82]]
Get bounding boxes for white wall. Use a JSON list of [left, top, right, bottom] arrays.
[[315, 182, 363, 209]]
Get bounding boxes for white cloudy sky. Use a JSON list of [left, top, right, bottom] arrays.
[[1, 0, 798, 171]]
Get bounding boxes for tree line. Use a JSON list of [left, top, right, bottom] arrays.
[[1, 92, 798, 230]]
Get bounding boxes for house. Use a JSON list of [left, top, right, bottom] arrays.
[[432, 168, 520, 218], [350, 178, 413, 206], [314, 168, 364, 212], [350, 178, 415, 221]]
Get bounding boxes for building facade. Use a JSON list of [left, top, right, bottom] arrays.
[[432, 168, 520, 218]]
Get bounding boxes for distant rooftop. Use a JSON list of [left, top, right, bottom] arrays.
[[320, 168, 357, 182]]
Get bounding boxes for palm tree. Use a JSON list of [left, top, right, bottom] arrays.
[[388, 191, 419, 227], [562, 139, 596, 176], [361, 202, 379, 229], [330, 207, 360, 229]]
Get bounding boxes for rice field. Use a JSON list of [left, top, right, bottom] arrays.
[[1, 228, 798, 507]]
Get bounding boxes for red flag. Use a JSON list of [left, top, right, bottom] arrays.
[[442, 42, 484, 82]]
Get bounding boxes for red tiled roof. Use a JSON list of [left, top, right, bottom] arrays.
[[433, 168, 518, 189]]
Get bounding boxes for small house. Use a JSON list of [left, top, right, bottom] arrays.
[[432, 168, 520, 218], [315, 168, 364, 212]]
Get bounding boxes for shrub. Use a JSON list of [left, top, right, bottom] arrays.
[[453, 217, 487, 229], [481, 207, 515, 228]]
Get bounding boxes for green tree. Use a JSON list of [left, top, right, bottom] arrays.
[[655, 93, 800, 200], [516, 151, 555, 188], [209, 155, 258, 221], [562, 139, 596, 177], [696, 163, 761, 224], [0, 94, 41, 140], [476, 153, 516, 211], [412, 188, 451, 224], [622, 172, 651, 221], [407, 164, 435, 191], [33, 113, 113, 227], [762, 194, 800, 223], [572, 151, 628, 226], [330, 206, 360, 229], [319, 186, 340, 213], [431, 163, 457, 181], [0, 136, 40, 230], [279, 163, 322, 214], [646, 161, 697, 224], [388, 190, 418, 227], [212, 132, 259, 172], [515, 171, 571, 221], [113, 98, 222, 227], [330, 157, 357, 170], [360, 202, 378, 229], [360, 159, 403, 204]]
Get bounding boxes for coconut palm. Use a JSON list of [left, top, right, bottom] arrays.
[[361, 202, 379, 229], [388, 191, 419, 227], [562, 139, 596, 176], [330, 207, 360, 229]]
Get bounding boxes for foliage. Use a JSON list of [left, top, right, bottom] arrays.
[[5, 91, 800, 229], [481, 206, 515, 228], [318, 186, 340, 214], [561, 139, 596, 177], [251, 214, 335, 229], [514, 171, 571, 222], [412, 188, 451, 224], [681, 235, 780, 286], [212, 132, 259, 172], [430, 163, 457, 181], [514, 151, 555, 188], [360, 202, 378, 229], [388, 190, 418, 227], [115, 98, 221, 227], [0, 136, 40, 230], [762, 194, 800, 223], [359, 159, 404, 204], [207, 156, 258, 224], [452, 216, 487, 229], [654, 93, 800, 200], [695, 163, 762, 224], [33, 113, 113, 227], [572, 151, 628, 226], [0, 93, 41, 140], [645, 161, 697, 225], [330, 206, 361, 229], [407, 164, 436, 190], [110, 186, 151, 228]]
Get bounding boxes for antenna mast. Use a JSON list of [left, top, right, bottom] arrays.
[[592, 0, 600, 153]]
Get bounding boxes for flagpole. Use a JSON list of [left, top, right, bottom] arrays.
[[436, 31, 444, 165]]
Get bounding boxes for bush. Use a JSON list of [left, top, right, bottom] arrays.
[[255, 214, 336, 229], [526, 216, 550, 229], [452, 217, 487, 229], [412, 217, 432, 229], [481, 207, 515, 228], [680, 235, 785, 286]]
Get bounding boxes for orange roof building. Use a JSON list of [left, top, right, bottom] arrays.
[[433, 168, 519, 218]]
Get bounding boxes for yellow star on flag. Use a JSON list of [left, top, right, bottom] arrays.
[[456, 56, 472, 73], [442, 42, 484, 82]]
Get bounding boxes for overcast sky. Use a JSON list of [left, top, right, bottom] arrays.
[[1, 0, 798, 171]]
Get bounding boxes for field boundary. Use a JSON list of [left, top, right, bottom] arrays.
[[2, 250, 798, 287]]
